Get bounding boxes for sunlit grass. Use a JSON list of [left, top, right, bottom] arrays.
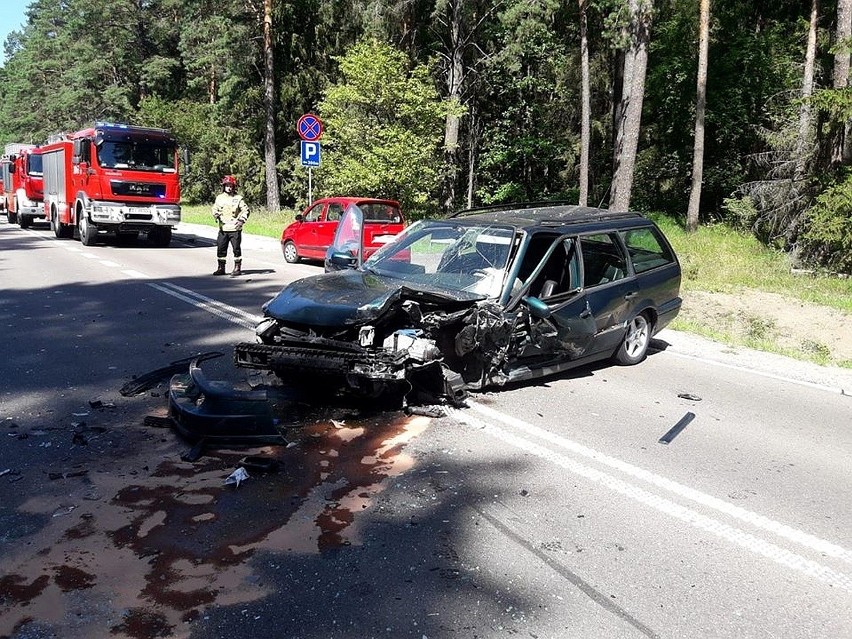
[[651, 214, 852, 312], [180, 203, 298, 239]]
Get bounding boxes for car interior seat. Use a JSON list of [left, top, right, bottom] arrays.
[[540, 279, 558, 298]]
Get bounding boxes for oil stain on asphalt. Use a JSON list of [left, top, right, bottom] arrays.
[[0, 404, 430, 639]]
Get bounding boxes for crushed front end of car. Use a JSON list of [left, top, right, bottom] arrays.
[[234, 274, 522, 405]]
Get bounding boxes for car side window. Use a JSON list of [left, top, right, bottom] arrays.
[[580, 233, 627, 287], [327, 203, 345, 222], [620, 227, 676, 273], [304, 203, 323, 222]]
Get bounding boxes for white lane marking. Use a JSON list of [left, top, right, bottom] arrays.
[[661, 349, 850, 396], [155, 282, 261, 324], [122, 269, 148, 279], [147, 282, 256, 329], [468, 400, 852, 565], [99, 260, 120, 268], [81, 252, 98, 259], [449, 407, 852, 592]]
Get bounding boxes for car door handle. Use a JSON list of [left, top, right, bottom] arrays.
[[624, 292, 637, 300]]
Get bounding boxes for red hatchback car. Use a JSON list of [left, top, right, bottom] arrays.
[[281, 196, 404, 264]]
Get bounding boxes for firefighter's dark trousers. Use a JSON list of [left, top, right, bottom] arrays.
[[217, 230, 243, 263]]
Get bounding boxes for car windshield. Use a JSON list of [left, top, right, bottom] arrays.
[[96, 141, 176, 172], [363, 220, 517, 298]]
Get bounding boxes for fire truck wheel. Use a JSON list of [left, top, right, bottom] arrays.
[[7, 211, 17, 224], [79, 214, 97, 246], [148, 227, 172, 248], [19, 215, 31, 229]]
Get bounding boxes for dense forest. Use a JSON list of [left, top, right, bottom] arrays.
[[1, 0, 851, 273]]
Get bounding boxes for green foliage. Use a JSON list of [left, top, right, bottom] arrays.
[[722, 196, 759, 231], [800, 174, 852, 274], [475, 0, 580, 205], [315, 38, 449, 218]]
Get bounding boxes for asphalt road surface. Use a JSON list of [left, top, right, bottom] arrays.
[[1, 218, 851, 639]]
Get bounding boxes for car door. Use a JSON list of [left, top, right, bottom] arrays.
[[577, 232, 639, 356], [508, 234, 598, 368], [311, 201, 345, 258], [295, 201, 326, 258]]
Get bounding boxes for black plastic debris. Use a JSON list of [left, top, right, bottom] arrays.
[[677, 393, 702, 402], [169, 357, 286, 447], [143, 416, 174, 429], [120, 351, 224, 397], [238, 456, 281, 474], [659, 412, 696, 445]]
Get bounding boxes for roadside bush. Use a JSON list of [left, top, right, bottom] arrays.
[[799, 175, 852, 274]]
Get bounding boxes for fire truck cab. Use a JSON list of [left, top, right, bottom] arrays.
[[2, 144, 45, 228], [41, 122, 182, 246]]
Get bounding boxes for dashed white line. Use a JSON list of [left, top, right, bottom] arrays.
[[99, 260, 120, 268]]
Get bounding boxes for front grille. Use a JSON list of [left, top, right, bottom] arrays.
[[110, 180, 166, 197]]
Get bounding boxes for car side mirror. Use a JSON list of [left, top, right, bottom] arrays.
[[325, 250, 358, 272], [522, 296, 551, 320]]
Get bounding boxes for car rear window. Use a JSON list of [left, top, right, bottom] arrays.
[[620, 227, 676, 273], [360, 202, 402, 223]]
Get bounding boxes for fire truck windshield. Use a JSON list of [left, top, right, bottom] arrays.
[[96, 141, 176, 172], [27, 153, 43, 176]]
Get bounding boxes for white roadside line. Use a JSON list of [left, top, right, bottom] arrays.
[[467, 400, 852, 564], [449, 406, 852, 592], [660, 349, 851, 396]]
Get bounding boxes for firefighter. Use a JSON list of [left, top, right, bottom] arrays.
[[212, 175, 250, 276]]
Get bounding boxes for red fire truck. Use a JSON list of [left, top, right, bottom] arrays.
[[41, 122, 182, 246], [1, 144, 45, 228]]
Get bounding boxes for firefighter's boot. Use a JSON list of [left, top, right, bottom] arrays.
[[231, 261, 242, 277], [213, 261, 226, 276]]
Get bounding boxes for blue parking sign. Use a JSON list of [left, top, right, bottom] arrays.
[[301, 141, 321, 167]]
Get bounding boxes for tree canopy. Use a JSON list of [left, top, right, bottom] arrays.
[[1, 0, 850, 271]]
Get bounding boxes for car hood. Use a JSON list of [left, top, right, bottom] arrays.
[[262, 269, 482, 327]]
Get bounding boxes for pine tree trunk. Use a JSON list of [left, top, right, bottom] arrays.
[[833, 0, 852, 164], [578, 0, 591, 207], [686, 0, 711, 233], [796, 0, 819, 177], [442, 0, 464, 214], [263, 0, 280, 212], [610, 0, 652, 212]]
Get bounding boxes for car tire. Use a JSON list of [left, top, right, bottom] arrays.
[[19, 215, 31, 229], [614, 312, 652, 365], [79, 213, 97, 246], [283, 241, 300, 264]]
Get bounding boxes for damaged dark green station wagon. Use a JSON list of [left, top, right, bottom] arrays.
[[234, 203, 682, 403]]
